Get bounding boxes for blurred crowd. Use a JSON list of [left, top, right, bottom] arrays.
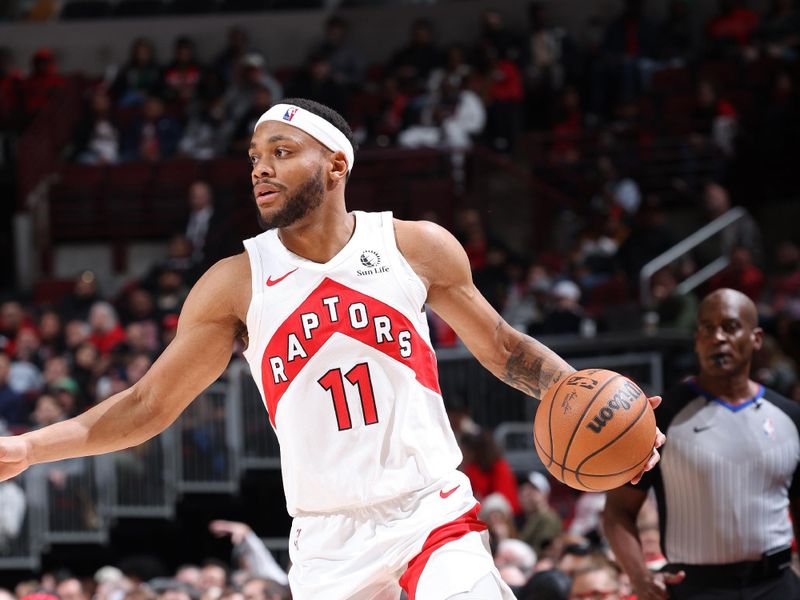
[[0, 1, 795, 160], [1, 519, 292, 600]]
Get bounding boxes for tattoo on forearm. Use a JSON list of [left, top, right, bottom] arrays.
[[500, 334, 573, 399]]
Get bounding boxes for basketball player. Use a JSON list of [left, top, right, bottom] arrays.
[[603, 288, 800, 600], [0, 99, 664, 599]]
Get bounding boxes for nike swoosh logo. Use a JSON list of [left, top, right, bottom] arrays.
[[693, 425, 712, 433], [266, 268, 298, 287], [439, 485, 460, 499]]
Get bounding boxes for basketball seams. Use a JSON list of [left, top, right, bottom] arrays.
[[559, 374, 623, 481], [533, 428, 552, 469], [535, 440, 651, 481], [574, 389, 650, 488], [574, 451, 652, 491]]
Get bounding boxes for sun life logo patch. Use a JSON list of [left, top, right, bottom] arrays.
[[360, 250, 380, 268]]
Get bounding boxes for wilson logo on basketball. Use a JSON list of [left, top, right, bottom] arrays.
[[585, 380, 641, 433]]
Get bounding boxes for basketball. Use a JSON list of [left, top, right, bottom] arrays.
[[533, 368, 656, 492]]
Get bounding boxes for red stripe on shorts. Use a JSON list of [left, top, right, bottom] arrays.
[[399, 503, 487, 600]]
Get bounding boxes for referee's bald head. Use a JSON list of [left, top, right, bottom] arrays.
[[698, 288, 758, 328]]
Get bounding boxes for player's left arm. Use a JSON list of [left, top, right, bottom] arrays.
[[395, 219, 573, 399]]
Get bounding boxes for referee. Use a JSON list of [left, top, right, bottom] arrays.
[[603, 288, 800, 599]]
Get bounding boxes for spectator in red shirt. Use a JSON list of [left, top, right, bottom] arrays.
[[479, 44, 524, 152], [460, 429, 521, 515], [87, 302, 127, 357], [162, 36, 203, 107], [21, 47, 65, 120], [549, 86, 582, 165]]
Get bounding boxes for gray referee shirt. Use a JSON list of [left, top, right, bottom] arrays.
[[634, 379, 800, 565]]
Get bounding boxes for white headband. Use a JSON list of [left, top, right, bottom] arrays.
[[254, 103, 354, 173]]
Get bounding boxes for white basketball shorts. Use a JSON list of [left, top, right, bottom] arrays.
[[286, 470, 516, 599]]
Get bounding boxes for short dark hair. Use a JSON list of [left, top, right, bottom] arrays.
[[277, 98, 356, 152]]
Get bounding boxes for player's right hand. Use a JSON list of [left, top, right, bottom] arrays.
[[0, 436, 33, 482], [632, 569, 686, 600]]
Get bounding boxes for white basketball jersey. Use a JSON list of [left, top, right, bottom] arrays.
[[242, 211, 463, 515]]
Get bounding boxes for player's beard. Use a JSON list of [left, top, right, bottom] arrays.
[[257, 167, 325, 231]]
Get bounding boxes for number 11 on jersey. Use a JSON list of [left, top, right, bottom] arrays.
[[318, 363, 379, 431]]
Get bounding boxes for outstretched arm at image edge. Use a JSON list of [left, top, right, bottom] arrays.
[[0, 256, 247, 481]]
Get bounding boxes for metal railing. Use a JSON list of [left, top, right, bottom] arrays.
[[97, 430, 178, 519], [230, 363, 281, 470], [639, 207, 749, 307], [176, 384, 239, 494], [0, 476, 40, 571]]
